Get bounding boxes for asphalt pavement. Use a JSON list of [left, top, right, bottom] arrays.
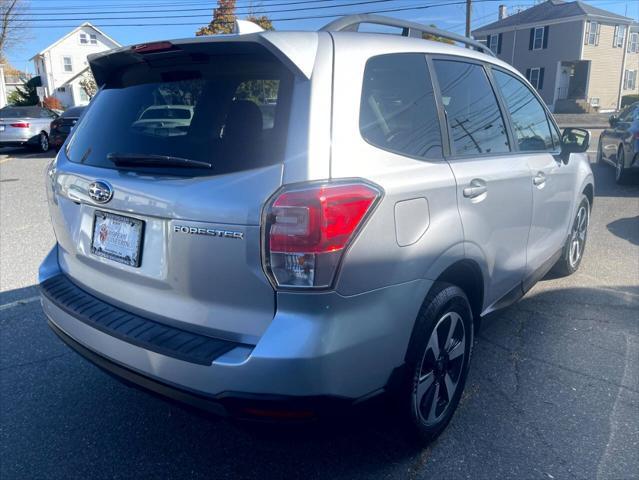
[[1, 146, 637, 480]]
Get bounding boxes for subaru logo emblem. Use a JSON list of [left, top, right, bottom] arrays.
[[88, 180, 113, 204]]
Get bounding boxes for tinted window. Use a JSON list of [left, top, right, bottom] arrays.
[[0, 106, 43, 118], [433, 60, 510, 156], [360, 54, 442, 159], [493, 70, 554, 151], [234, 80, 279, 130], [61, 106, 86, 118], [66, 51, 293, 176]]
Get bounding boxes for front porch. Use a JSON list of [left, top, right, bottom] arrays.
[[553, 60, 593, 113]]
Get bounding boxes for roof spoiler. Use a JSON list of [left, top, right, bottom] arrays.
[[320, 14, 494, 56], [87, 32, 319, 86]]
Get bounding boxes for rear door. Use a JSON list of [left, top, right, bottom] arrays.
[[48, 42, 299, 342], [432, 58, 532, 309], [491, 68, 574, 287]]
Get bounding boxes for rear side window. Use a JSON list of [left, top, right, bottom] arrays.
[[493, 70, 555, 151], [66, 49, 293, 176], [360, 54, 442, 159], [433, 60, 510, 156]]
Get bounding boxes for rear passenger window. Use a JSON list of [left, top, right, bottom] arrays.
[[433, 60, 510, 156], [360, 54, 442, 159], [493, 70, 555, 151]]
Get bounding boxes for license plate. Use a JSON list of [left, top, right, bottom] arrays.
[[91, 211, 144, 267]]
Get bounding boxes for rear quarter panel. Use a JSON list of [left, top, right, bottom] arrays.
[[328, 34, 464, 297]]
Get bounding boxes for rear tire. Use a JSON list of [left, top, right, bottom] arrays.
[[400, 283, 473, 444], [553, 195, 590, 277], [37, 132, 50, 153], [615, 146, 630, 184]]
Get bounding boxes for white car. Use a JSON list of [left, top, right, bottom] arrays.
[[0, 105, 58, 152]]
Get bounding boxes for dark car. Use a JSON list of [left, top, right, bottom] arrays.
[[49, 106, 86, 151], [597, 102, 639, 184]]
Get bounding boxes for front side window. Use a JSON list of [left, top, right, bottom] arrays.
[[360, 53, 442, 159], [613, 25, 626, 47], [433, 60, 509, 156], [493, 70, 555, 152], [533, 27, 544, 50], [63, 56, 73, 72]]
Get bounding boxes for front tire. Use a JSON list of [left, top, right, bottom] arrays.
[[401, 283, 473, 444], [553, 195, 590, 276]]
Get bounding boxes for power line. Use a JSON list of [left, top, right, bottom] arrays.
[[8, 0, 354, 15], [9, 0, 398, 20], [11, 0, 501, 27]]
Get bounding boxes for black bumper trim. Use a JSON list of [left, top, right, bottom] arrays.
[[41, 274, 238, 366]]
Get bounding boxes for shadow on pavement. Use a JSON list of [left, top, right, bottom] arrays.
[[607, 216, 639, 246], [2, 283, 638, 479], [592, 162, 639, 197]]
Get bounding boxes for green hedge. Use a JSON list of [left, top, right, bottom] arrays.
[[621, 94, 639, 108]]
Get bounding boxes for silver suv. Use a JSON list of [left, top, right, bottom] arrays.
[[40, 16, 594, 442]]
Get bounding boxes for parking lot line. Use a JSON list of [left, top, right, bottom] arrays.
[[0, 296, 40, 311]]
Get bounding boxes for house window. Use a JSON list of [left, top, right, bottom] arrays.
[[629, 33, 639, 53], [90, 33, 97, 45], [624, 70, 637, 91], [78, 87, 90, 102], [63, 56, 73, 72], [526, 67, 545, 90], [590, 97, 600, 107], [533, 27, 544, 50], [79, 33, 88, 44], [586, 21, 600, 45], [613, 25, 626, 48], [489, 34, 499, 53]]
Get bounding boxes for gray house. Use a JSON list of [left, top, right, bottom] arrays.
[[473, 0, 639, 112]]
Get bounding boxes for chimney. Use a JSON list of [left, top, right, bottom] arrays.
[[498, 4, 508, 20]]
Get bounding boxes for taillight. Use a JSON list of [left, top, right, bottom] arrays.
[[263, 181, 381, 289], [132, 41, 175, 54], [10, 122, 29, 128]]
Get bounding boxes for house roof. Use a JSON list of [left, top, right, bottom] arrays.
[[29, 22, 121, 60], [473, 0, 634, 35]]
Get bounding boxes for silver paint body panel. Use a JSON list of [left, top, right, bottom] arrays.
[[41, 30, 593, 400]]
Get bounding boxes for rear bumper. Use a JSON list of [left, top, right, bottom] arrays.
[[40, 244, 427, 413], [0, 134, 39, 147]]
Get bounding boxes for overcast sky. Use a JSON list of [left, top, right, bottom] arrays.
[[7, 0, 639, 73]]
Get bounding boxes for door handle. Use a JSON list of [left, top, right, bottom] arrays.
[[533, 172, 546, 187], [463, 179, 487, 198]]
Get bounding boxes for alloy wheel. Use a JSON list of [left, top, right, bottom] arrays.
[[569, 204, 588, 268], [414, 311, 466, 426], [40, 133, 49, 152]]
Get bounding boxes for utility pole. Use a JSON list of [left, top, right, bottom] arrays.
[[465, 0, 472, 38]]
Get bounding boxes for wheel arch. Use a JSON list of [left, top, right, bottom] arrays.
[[582, 182, 594, 211], [429, 259, 484, 331]]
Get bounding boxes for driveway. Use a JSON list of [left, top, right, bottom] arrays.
[[1, 148, 637, 480]]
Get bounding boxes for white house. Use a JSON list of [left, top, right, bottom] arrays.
[[0, 65, 6, 108], [30, 23, 120, 108]]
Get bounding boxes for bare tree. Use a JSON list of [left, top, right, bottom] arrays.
[[0, 0, 28, 63]]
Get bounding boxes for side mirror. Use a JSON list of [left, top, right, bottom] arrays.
[[561, 127, 590, 162], [609, 115, 618, 127]]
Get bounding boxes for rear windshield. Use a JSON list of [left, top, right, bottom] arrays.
[[66, 50, 293, 176], [0, 106, 45, 118]]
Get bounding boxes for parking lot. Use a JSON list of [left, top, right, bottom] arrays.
[[1, 146, 637, 479]]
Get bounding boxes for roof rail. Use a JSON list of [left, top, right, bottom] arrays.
[[319, 14, 494, 57]]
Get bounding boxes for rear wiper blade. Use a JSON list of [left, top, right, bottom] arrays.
[[107, 153, 211, 168]]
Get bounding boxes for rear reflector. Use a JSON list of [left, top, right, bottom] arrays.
[[10, 122, 29, 128], [132, 41, 174, 54], [263, 181, 381, 288]]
